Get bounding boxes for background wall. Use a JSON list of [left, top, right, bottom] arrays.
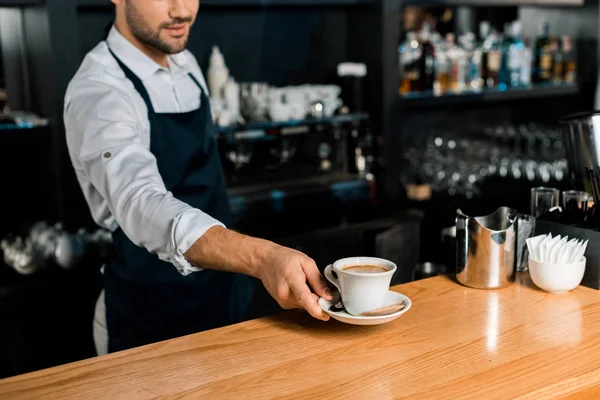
[[76, 6, 358, 86]]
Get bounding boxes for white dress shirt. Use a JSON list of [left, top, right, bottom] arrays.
[[64, 26, 223, 276]]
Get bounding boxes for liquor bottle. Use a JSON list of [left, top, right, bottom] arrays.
[[433, 33, 450, 95], [520, 38, 533, 86], [498, 22, 513, 88], [462, 32, 482, 90], [552, 37, 564, 84], [479, 21, 492, 87], [484, 30, 502, 88], [447, 34, 466, 93], [399, 34, 410, 94], [533, 21, 552, 83], [562, 35, 577, 84], [399, 32, 421, 94], [418, 23, 435, 92], [507, 21, 525, 87]]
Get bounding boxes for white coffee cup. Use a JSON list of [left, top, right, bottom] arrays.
[[324, 257, 397, 316]]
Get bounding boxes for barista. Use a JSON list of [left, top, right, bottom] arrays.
[[64, 0, 333, 354]]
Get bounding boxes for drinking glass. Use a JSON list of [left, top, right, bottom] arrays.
[[530, 187, 560, 218], [516, 214, 535, 272], [562, 190, 590, 211]]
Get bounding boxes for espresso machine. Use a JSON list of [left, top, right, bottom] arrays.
[[218, 114, 371, 186], [216, 114, 375, 238], [560, 111, 600, 192]]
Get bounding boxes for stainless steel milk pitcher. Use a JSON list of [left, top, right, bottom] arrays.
[[456, 207, 519, 289]]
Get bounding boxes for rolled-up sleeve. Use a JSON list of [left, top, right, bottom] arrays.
[[64, 77, 224, 275]]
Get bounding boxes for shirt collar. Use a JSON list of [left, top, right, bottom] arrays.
[[106, 25, 190, 80]]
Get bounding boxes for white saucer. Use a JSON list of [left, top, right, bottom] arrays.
[[318, 290, 412, 326]]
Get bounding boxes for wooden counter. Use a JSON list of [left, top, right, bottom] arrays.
[[2, 274, 600, 399]]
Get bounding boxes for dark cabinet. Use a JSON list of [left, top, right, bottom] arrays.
[[0, 263, 101, 379]]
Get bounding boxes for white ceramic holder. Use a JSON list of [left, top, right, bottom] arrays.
[[528, 257, 586, 293]]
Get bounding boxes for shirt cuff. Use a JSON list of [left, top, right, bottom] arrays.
[[169, 209, 225, 276]]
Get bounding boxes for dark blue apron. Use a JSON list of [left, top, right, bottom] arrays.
[[104, 47, 253, 353]]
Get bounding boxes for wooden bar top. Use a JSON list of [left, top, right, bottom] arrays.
[[3, 274, 600, 399]]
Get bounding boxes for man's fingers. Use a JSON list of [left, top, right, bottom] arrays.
[[309, 293, 329, 321], [289, 277, 329, 321], [301, 258, 333, 300]]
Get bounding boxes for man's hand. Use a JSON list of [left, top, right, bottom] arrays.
[[184, 226, 334, 321], [257, 244, 334, 321]]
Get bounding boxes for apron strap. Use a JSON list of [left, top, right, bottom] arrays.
[[107, 47, 156, 114], [107, 45, 207, 115], [187, 73, 206, 97]]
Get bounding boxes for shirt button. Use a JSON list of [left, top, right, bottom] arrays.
[[103, 152, 112, 159]]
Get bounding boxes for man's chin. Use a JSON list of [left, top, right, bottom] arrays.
[[161, 37, 188, 54]]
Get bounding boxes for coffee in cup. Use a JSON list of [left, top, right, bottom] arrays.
[[325, 257, 396, 316], [341, 265, 389, 274]]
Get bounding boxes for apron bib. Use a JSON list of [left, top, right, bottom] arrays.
[[104, 48, 253, 353]]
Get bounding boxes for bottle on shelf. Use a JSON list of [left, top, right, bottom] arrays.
[[461, 32, 483, 91], [507, 21, 525, 87], [561, 35, 577, 84], [431, 32, 442, 48], [533, 21, 552, 83], [498, 22, 512, 88], [520, 38, 533, 86], [479, 21, 492, 88], [208, 46, 229, 101], [399, 35, 409, 93], [418, 23, 436, 92], [447, 33, 467, 93], [483, 30, 502, 88], [433, 33, 450, 95], [552, 37, 564, 84], [399, 32, 422, 94]]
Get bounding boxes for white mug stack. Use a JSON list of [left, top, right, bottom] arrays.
[[268, 84, 342, 122]]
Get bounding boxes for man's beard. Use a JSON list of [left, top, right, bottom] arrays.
[[125, 2, 191, 55]]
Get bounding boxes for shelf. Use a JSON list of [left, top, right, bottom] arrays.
[[0, 112, 50, 131], [77, 0, 374, 7], [228, 172, 369, 198], [216, 113, 369, 140], [227, 173, 373, 219], [75, 0, 583, 7], [403, 0, 583, 5], [0, 122, 49, 131], [0, 0, 42, 5], [399, 83, 578, 108]]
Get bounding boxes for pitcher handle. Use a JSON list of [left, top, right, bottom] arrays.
[[512, 213, 520, 273], [456, 210, 469, 274]]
